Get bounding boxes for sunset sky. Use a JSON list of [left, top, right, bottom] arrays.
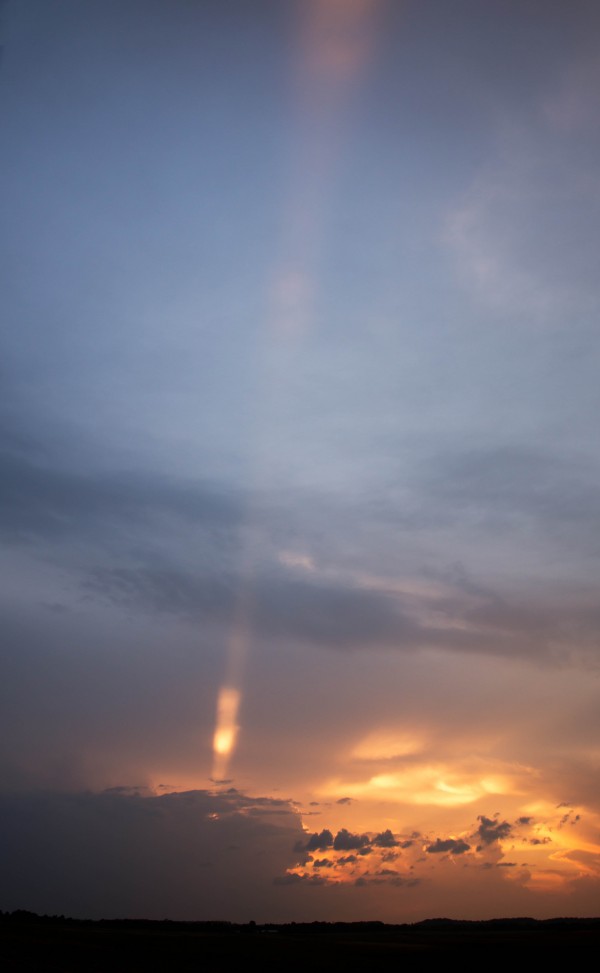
[[2, 0, 600, 923]]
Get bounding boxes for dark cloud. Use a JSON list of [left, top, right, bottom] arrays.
[[476, 815, 512, 845], [86, 563, 422, 652], [517, 816, 533, 825], [372, 829, 399, 847], [0, 788, 305, 920], [295, 829, 333, 853], [426, 838, 470, 855], [333, 828, 371, 851], [312, 858, 334, 869], [336, 796, 352, 804], [337, 855, 357, 865], [90, 557, 596, 666]]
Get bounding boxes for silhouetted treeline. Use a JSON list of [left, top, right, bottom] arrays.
[[2, 909, 600, 933]]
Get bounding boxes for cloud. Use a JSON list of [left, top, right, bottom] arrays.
[[476, 815, 512, 846], [443, 79, 600, 327], [295, 829, 333, 852], [416, 445, 600, 547], [84, 549, 600, 666], [426, 838, 470, 855], [5, 415, 600, 669], [333, 828, 371, 851], [86, 563, 424, 653], [0, 444, 243, 546], [0, 788, 305, 920], [355, 874, 418, 888], [372, 829, 398, 848], [273, 873, 328, 886]]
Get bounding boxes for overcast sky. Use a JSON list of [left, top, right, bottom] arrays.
[[2, 0, 600, 923]]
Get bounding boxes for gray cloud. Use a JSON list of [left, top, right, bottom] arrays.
[[85, 564, 421, 652], [4, 418, 600, 668], [0, 445, 243, 546]]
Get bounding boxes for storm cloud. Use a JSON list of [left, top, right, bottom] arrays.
[[0, 788, 304, 920]]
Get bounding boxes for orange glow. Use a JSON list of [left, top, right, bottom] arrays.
[[321, 761, 525, 808], [352, 730, 426, 760], [524, 869, 571, 893]]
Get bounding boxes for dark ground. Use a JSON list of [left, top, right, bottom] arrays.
[[2, 913, 599, 970]]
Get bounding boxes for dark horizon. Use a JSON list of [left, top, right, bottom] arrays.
[[3, 911, 600, 969]]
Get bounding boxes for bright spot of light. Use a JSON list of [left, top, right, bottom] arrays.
[[212, 686, 241, 772]]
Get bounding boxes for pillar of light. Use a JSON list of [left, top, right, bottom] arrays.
[[209, 0, 381, 786]]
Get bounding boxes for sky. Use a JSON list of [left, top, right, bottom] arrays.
[[1, 0, 600, 923]]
